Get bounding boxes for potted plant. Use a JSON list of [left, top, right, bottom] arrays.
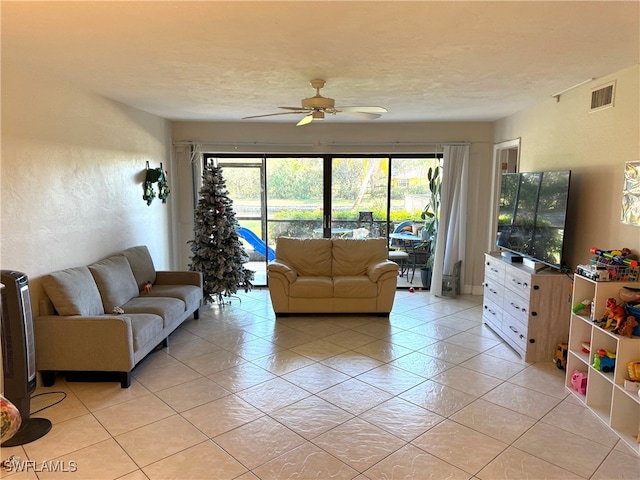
[[419, 165, 441, 289]]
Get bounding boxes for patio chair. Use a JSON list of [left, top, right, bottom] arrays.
[[358, 211, 375, 236]]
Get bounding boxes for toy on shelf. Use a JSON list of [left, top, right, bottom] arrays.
[[576, 264, 609, 281], [593, 349, 616, 373], [590, 247, 639, 268], [613, 315, 638, 338], [585, 247, 640, 282], [623, 303, 640, 337], [571, 370, 588, 395], [554, 343, 568, 370], [624, 361, 640, 394], [624, 359, 640, 394], [602, 298, 626, 329], [581, 342, 591, 354], [572, 299, 592, 315]]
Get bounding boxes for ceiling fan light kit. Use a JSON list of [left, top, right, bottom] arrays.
[[242, 79, 387, 126]]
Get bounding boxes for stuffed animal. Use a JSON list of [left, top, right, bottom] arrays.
[[143, 281, 153, 294], [613, 315, 638, 337], [603, 298, 626, 329]]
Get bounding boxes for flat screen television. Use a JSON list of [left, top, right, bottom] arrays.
[[496, 170, 571, 270]]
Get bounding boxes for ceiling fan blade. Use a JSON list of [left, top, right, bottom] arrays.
[[278, 106, 310, 111], [296, 115, 313, 127], [339, 106, 388, 113], [242, 111, 306, 119], [342, 112, 382, 120]]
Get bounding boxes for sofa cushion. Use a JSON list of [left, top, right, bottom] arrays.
[[289, 276, 333, 298], [333, 276, 378, 298], [122, 246, 157, 290], [89, 255, 139, 312], [127, 313, 163, 352], [141, 285, 201, 312], [276, 237, 332, 276], [42, 266, 104, 316], [122, 296, 186, 328], [332, 238, 388, 276]]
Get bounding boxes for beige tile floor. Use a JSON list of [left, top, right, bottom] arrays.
[[2, 289, 639, 480]]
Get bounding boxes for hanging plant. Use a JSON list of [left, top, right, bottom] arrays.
[[143, 179, 157, 206], [143, 165, 170, 205], [157, 169, 170, 203]]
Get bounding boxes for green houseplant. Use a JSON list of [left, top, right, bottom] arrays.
[[419, 165, 441, 288]]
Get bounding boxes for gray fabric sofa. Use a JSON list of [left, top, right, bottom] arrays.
[[35, 246, 203, 388]]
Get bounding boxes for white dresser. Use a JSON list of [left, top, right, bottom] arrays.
[[482, 253, 572, 362]]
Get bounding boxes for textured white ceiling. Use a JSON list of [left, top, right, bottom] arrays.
[[2, 1, 639, 123]]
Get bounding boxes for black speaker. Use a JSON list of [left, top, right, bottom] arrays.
[[1, 270, 51, 446]]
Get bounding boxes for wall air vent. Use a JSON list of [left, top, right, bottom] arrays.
[[590, 81, 615, 111]]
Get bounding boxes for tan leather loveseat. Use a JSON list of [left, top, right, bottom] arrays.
[[267, 237, 398, 316]]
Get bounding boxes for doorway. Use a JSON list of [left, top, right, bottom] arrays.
[[488, 139, 521, 251]]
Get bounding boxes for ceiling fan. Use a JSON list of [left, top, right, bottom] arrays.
[[242, 79, 388, 126]]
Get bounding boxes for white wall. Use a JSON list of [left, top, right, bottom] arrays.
[[5, 64, 634, 309], [1, 63, 174, 312], [494, 65, 640, 269], [172, 121, 495, 293]]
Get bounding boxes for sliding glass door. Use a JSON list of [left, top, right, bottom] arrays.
[[211, 156, 269, 285], [265, 157, 324, 240], [331, 157, 389, 239], [202, 154, 441, 287]]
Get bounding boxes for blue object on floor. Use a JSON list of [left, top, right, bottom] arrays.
[[237, 227, 276, 261]]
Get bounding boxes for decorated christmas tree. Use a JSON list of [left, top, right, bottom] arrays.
[[189, 163, 254, 304]]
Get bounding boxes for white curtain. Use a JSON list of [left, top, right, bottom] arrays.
[[431, 145, 469, 296]]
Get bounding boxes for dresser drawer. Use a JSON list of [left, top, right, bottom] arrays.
[[483, 278, 504, 308], [504, 267, 533, 301], [484, 255, 505, 284], [502, 311, 529, 351], [502, 286, 530, 325], [482, 297, 503, 330]]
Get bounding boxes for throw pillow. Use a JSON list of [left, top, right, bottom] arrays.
[[89, 255, 139, 312], [122, 245, 157, 290], [42, 266, 104, 316]]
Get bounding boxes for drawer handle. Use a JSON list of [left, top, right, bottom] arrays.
[[519, 334, 525, 340], [484, 305, 495, 316], [509, 325, 518, 333], [509, 302, 526, 313], [490, 288, 497, 295], [491, 268, 499, 273], [531, 311, 537, 316], [523, 282, 528, 288], [512, 279, 522, 286]]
